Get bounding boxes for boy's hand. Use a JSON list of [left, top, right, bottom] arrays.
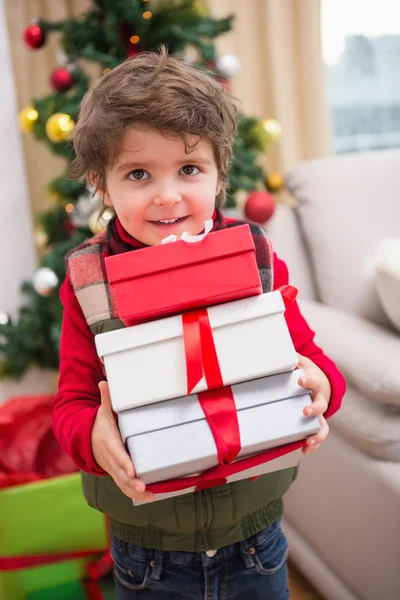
[[297, 354, 331, 455], [91, 381, 154, 503]]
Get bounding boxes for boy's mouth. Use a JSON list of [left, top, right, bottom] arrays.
[[149, 216, 188, 227]]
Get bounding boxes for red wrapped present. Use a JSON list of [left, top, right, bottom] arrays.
[[105, 222, 262, 326], [0, 396, 111, 600], [0, 394, 77, 489]]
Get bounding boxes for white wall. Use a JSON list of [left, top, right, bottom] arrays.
[[0, 0, 54, 401], [0, 0, 36, 312]]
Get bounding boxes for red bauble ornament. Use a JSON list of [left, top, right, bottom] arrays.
[[244, 190, 276, 224], [23, 23, 46, 49], [50, 67, 75, 92], [215, 76, 231, 92], [128, 46, 141, 58], [64, 218, 76, 235]]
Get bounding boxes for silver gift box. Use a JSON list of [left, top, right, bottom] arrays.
[[118, 369, 319, 485]]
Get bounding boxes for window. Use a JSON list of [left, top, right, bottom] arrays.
[[322, 0, 400, 153]]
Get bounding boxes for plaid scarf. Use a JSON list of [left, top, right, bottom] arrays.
[[66, 210, 273, 328]]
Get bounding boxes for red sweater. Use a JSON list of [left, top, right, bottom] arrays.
[[53, 252, 346, 476]]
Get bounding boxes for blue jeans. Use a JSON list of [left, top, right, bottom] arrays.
[[110, 519, 290, 599]]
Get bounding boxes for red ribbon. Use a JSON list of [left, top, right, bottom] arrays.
[[277, 285, 298, 309], [147, 439, 304, 494], [198, 388, 241, 466], [0, 549, 107, 572], [182, 309, 241, 466], [176, 287, 300, 489], [83, 579, 106, 600], [182, 287, 298, 395], [182, 310, 207, 393]]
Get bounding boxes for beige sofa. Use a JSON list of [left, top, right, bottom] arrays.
[[265, 149, 400, 600]]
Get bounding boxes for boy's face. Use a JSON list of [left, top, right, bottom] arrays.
[[101, 126, 221, 246]]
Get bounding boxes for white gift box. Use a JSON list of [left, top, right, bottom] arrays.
[[95, 291, 298, 412], [133, 449, 303, 505], [118, 369, 319, 488]]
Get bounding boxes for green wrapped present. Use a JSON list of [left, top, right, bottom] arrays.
[[0, 473, 108, 600], [26, 575, 117, 600], [26, 580, 87, 600]]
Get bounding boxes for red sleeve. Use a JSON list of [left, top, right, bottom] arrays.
[[52, 276, 108, 475], [273, 253, 346, 418]]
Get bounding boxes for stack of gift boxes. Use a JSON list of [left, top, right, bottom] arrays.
[[95, 222, 320, 503]]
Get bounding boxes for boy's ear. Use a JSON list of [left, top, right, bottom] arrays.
[[88, 171, 98, 192], [102, 192, 113, 207], [89, 172, 112, 207], [216, 179, 223, 197]]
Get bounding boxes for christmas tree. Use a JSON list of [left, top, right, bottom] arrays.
[[0, 0, 284, 379]]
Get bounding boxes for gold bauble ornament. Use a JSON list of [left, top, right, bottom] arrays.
[[34, 227, 49, 250], [261, 119, 282, 145], [193, 0, 209, 17], [47, 189, 68, 203], [45, 113, 75, 143], [19, 105, 38, 134], [88, 207, 114, 235], [266, 172, 285, 193]]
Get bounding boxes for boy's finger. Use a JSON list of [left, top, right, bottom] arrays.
[[129, 490, 155, 503], [302, 442, 321, 455], [114, 464, 144, 490], [298, 373, 320, 394], [114, 466, 144, 492], [115, 474, 154, 502], [110, 447, 136, 479], [296, 354, 312, 368], [305, 417, 329, 447], [103, 432, 135, 477], [303, 395, 328, 417], [112, 463, 154, 502], [135, 490, 155, 503]]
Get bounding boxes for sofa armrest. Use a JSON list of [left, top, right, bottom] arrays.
[[299, 299, 400, 407]]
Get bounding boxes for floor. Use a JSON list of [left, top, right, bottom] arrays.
[[289, 562, 325, 599]]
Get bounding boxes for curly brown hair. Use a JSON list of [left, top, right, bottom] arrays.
[[69, 46, 238, 208]]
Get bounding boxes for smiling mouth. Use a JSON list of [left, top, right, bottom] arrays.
[[150, 216, 188, 225]]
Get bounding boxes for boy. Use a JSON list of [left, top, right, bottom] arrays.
[[53, 48, 345, 599]]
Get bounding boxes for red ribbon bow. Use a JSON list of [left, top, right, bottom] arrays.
[[147, 438, 304, 494], [148, 286, 300, 495], [182, 308, 241, 465]]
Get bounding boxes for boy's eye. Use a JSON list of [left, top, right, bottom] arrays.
[[180, 165, 200, 176], [128, 169, 149, 181]]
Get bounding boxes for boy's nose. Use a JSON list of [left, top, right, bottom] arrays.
[[153, 189, 182, 207]]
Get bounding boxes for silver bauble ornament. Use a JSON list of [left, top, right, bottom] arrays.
[[215, 54, 241, 78], [56, 48, 69, 65], [33, 267, 59, 297], [70, 192, 101, 228], [0, 312, 9, 325]]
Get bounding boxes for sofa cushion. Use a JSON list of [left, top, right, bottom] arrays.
[[298, 299, 400, 407], [374, 238, 400, 333], [330, 383, 400, 461], [285, 149, 400, 327], [266, 204, 317, 300]]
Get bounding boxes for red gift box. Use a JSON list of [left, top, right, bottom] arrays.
[[105, 224, 262, 326]]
